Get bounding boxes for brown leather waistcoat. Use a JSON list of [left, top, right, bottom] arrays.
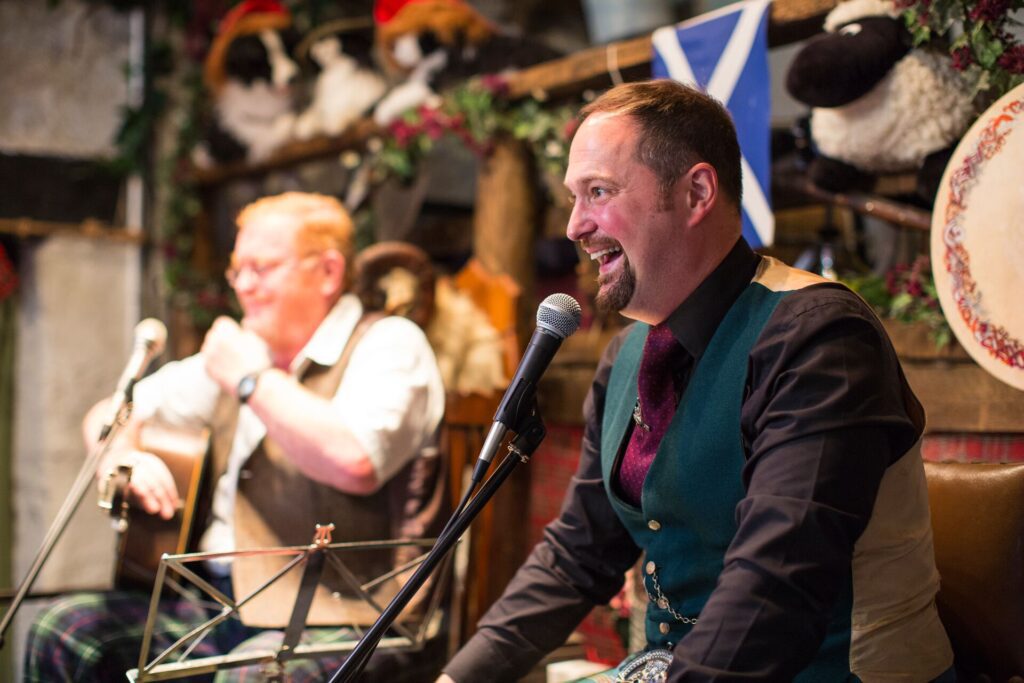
[[204, 314, 447, 627]]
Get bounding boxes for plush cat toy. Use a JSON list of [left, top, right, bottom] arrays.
[[785, 0, 976, 202], [196, 0, 300, 166], [372, 0, 561, 125], [292, 21, 388, 140]]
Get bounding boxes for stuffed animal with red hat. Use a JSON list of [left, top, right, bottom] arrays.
[[195, 0, 301, 166], [371, 0, 561, 125]]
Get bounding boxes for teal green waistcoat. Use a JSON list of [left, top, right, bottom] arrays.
[[601, 282, 853, 680]]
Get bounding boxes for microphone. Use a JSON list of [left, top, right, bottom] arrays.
[[474, 294, 582, 482], [98, 318, 167, 441]]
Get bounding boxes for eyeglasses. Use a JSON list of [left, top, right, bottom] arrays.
[[224, 253, 320, 288]]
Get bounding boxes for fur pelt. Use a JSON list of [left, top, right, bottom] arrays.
[[353, 240, 507, 395]]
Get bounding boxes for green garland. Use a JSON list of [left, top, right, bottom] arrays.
[[374, 76, 580, 184], [896, 0, 1024, 100], [842, 255, 953, 348]]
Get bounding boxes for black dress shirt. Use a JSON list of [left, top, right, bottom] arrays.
[[444, 238, 924, 682]]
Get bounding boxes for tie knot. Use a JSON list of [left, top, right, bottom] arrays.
[[642, 324, 677, 368]]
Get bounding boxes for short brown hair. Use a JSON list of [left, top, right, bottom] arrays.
[[580, 80, 742, 212], [236, 192, 355, 290]]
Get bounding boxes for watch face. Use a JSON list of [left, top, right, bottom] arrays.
[[238, 374, 258, 403]]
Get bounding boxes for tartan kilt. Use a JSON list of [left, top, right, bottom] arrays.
[[23, 588, 223, 682], [23, 588, 447, 682]]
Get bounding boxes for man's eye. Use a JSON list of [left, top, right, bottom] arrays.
[[591, 187, 607, 199]]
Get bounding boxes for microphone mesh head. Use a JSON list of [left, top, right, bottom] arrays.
[[536, 293, 582, 339], [136, 318, 168, 355]]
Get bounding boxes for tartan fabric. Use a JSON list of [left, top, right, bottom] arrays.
[[23, 588, 230, 682], [24, 588, 447, 682], [921, 433, 1024, 463]]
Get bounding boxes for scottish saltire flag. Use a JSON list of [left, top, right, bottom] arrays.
[[651, 0, 774, 248]]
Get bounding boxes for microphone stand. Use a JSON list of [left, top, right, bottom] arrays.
[[0, 387, 132, 649], [329, 408, 548, 683]]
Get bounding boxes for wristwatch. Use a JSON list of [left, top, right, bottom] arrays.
[[237, 370, 263, 404]]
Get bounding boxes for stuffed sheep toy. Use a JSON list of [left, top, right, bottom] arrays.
[[785, 0, 976, 202]]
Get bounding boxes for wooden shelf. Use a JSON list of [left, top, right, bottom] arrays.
[[188, 0, 839, 187], [190, 118, 380, 188], [884, 321, 1024, 434], [503, 0, 839, 100], [0, 218, 144, 244]]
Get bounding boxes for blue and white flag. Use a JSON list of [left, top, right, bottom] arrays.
[[651, 0, 774, 248]]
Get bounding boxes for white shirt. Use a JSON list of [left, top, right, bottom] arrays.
[[131, 294, 445, 560]]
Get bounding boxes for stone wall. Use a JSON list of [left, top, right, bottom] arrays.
[[0, 0, 130, 156], [1, 0, 139, 674]]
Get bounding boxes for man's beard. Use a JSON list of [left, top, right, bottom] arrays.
[[595, 255, 636, 313]]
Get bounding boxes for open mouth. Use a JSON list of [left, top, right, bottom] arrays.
[[590, 245, 624, 273]]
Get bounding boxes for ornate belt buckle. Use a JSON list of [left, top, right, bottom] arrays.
[[615, 648, 673, 683]]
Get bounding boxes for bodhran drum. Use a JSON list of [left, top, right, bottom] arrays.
[[931, 82, 1024, 391]]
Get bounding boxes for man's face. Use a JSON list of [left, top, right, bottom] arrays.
[[228, 211, 331, 353], [565, 112, 684, 323]]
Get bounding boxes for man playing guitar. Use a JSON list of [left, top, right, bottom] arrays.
[[24, 192, 448, 682]]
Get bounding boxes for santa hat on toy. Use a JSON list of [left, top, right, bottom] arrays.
[[203, 0, 293, 94], [373, 0, 494, 71]]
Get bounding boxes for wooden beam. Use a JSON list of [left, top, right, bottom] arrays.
[[503, 0, 840, 100], [773, 171, 932, 232], [0, 218, 144, 245]]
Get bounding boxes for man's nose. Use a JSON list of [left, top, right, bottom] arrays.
[[231, 268, 259, 293], [565, 202, 592, 242]]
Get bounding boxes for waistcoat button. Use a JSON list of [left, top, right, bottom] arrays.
[[645, 561, 656, 575], [647, 519, 661, 531]]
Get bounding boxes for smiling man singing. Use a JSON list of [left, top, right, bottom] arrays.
[[439, 80, 954, 682]]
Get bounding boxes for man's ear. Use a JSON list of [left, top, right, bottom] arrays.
[[684, 162, 718, 227], [320, 249, 346, 298]]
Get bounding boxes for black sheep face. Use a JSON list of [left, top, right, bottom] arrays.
[[786, 16, 913, 107]]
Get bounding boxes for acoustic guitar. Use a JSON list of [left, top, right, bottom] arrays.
[[98, 423, 210, 589]]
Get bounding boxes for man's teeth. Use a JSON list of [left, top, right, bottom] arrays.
[[591, 246, 622, 264]]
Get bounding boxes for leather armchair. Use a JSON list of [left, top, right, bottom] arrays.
[[925, 461, 1024, 682]]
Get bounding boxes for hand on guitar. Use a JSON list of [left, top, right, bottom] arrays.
[[102, 449, 181, 521]]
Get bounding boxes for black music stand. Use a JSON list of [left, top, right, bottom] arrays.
[[330, 411, 547, 682], [125, 524, 450, 682]]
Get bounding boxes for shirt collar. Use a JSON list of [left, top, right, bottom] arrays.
[[664, 237, 760, 360], [289, 293, 363, 374]]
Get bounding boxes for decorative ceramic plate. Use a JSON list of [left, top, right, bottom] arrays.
[[931, 83, 1024, 391]]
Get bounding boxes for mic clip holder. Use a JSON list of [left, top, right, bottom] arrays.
[[98, 377, 137, 442]]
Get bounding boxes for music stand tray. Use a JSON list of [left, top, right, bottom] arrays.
[[126, 524, 450, 682]]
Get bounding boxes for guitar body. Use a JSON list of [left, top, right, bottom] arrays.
[[109, 423, 210, 590]]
